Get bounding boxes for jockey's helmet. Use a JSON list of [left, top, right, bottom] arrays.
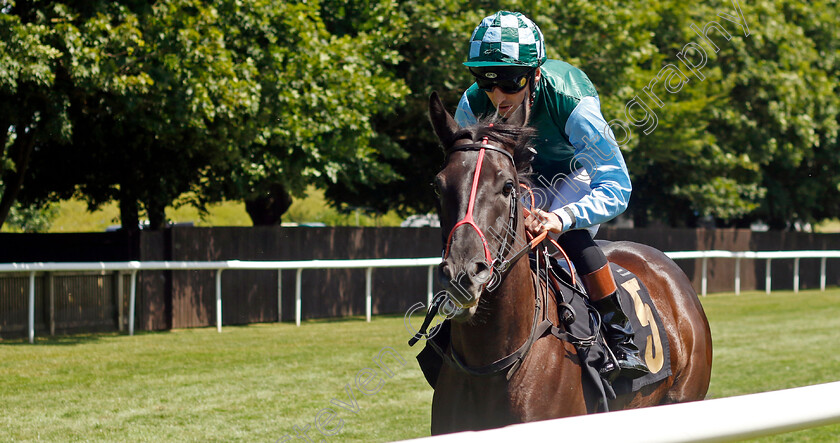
[[464, 11, 546, 68]]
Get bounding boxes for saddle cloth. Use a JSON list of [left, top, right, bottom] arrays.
[[414, 260, 672, 412], [609, 262, 672, 396]]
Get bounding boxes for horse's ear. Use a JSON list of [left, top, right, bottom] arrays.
[[429, 92, 459, 147], [506, 94, 531, 127]]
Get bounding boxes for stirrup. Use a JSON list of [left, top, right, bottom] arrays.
[[599, 356, 620, 383]]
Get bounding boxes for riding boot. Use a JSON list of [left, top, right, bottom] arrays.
[[581, 263, 650, 381]]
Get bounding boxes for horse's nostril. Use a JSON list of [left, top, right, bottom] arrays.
[[439, 262, 452, 280], [470, 260, 492, 283]]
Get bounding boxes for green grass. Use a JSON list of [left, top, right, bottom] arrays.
[[28, 198, 253, 233], [284, 186, 403, 227], [0, 316, 432, 442], [702, 290, 840, 442], [815, 218, 840, 233], [2, 186, 406, 233], [2, 290, 840, 442]]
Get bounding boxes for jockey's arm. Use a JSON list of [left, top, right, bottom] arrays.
[[551, 96, 632, 231]]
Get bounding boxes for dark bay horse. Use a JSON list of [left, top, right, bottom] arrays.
[[427, 92, 712, 434]]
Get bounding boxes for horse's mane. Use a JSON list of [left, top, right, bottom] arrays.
[[452, 116, 537, 180]]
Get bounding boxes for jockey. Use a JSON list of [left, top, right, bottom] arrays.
[[454, 11, 649, 380]]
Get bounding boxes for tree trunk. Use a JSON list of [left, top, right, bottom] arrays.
[[146, 196, 167, 230], [245, 183, 293, 225], [0, 121, 36, 229], [120, 186, 141, 232]]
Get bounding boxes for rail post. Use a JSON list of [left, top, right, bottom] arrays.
[[793, 258, 800, 294], [295, 268, 303, 326], [820, 257, 827, 291], [128, 270, 137, 336], [366, 267, 373, 322], [49, 272, 56, 335], [427, 265, 435, 306], [216, 269, 223, 333], [28, 271, 35, 344], [115, 271, 123, 332], [735, 257, 742, 295], [766, 259, 772, 294], [277, 269, 282, 322], [701, 257, 708, 296]]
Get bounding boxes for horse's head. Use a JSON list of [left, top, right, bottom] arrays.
[[429, 92, 535, 320]]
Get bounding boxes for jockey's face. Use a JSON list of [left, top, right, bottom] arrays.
[[484, 68, 541, 118]]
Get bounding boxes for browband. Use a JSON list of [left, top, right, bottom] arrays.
[[446, 143, 515, 165]]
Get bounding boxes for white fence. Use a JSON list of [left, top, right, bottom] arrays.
[[0, 258, 440, 343], [402, 381, 840, 442], [668, 250, 840, 296], [1, 250, 838, 343]]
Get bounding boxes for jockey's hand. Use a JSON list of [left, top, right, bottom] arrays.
[[524, 208, 564, 236]]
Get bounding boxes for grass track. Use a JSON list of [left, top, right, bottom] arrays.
[[1, 289, 839, 442]]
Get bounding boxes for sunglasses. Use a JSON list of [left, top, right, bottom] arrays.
[[470, 68, 532, 94]]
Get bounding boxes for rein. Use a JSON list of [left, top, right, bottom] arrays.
[[412, 248, 597, 380], [408, 132, 595, 379]]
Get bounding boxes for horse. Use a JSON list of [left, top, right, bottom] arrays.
[[425, 91, 713, 434]]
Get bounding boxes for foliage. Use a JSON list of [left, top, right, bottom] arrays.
[[2, 0, 839, 229], [326, 0, 840, 229], [196, 1, 409, 214], [702, 0, 840, 228], [322, 0, 471, 215], [1, 200, 58, 232], [0, 1, 73, 228], [5, 0, 408, 230]]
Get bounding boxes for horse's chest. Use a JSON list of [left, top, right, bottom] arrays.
[[432, 341, 585, 430]]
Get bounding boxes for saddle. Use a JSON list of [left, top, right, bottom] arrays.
[[413, 253, 672, 412]]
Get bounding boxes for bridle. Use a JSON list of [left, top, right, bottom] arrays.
[[408, 127, 592, 379], [442, 135, 547, 288]]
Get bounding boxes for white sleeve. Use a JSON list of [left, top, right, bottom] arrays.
[[558, 96, 632, 229]]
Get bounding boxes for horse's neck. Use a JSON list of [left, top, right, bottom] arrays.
[[450, 254, 536, 367]]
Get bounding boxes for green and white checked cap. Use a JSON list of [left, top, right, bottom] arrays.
[[464, 11, 546, 68]]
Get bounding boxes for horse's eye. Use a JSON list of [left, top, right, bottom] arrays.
[[431, 182, 441, 197], [502, 181, 514, 197]]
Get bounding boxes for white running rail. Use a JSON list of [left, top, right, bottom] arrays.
[[2, 250, 838, 343], [401, 381, 840, 442], [0, 258, 440, 343], [667, 250, 840, 296]]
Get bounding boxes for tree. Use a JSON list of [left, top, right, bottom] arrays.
[[703, 0, 840, 228], [0, 2, 70, 229], [196, 0, 409, 225], [13, 0, 409, 229], [323, 0, 482, 216], [326, 0, 840, 230], [6, 0, 840, 231]]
